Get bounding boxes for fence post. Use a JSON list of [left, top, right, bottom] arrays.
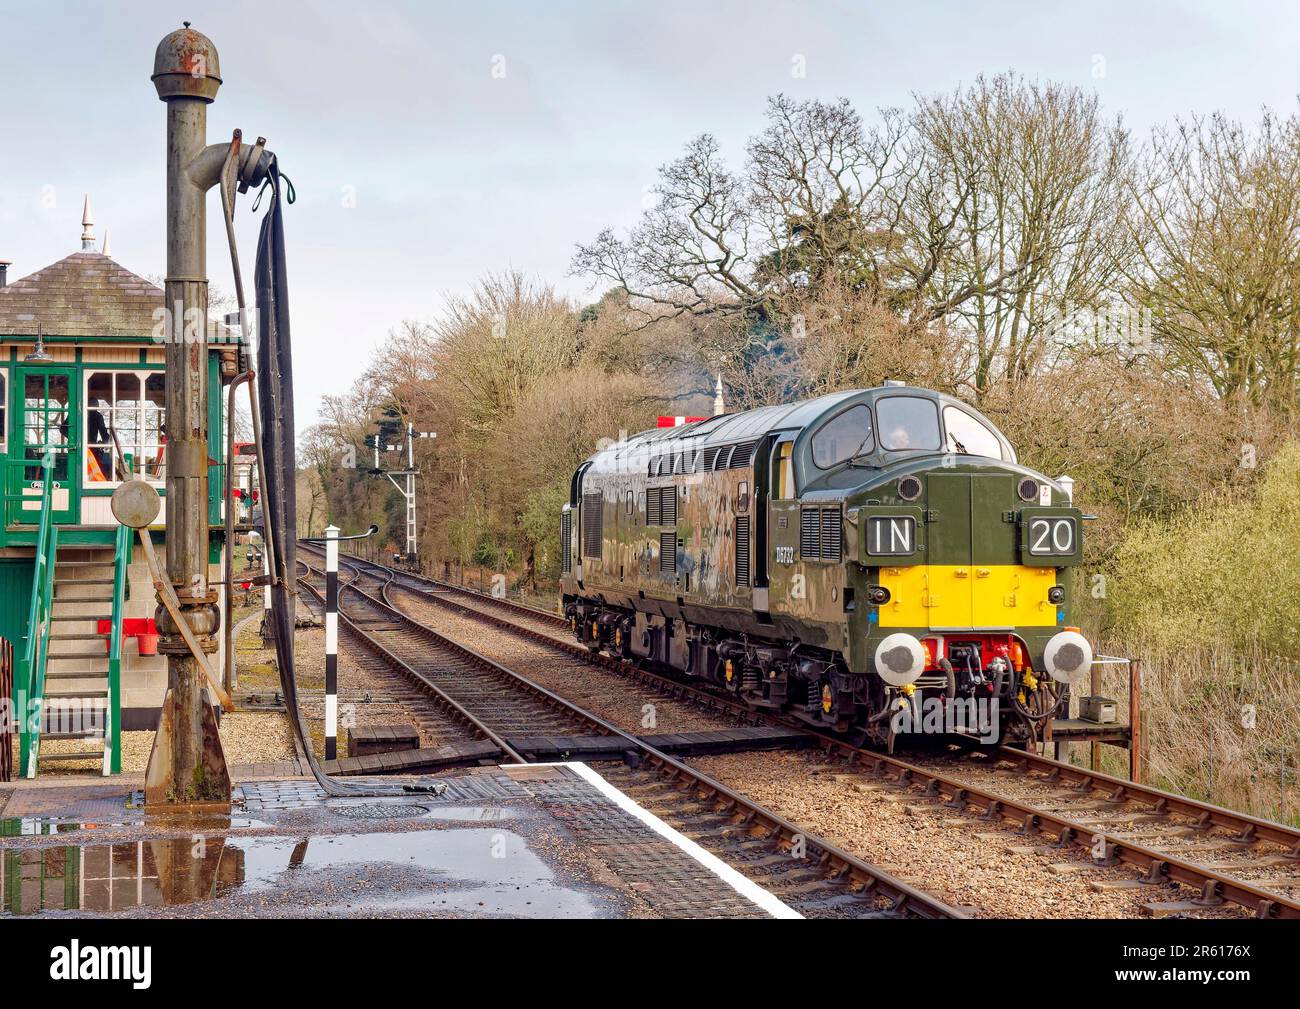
[[1089, 657, 1101, 772], [1129, 658, 1143, 783], [324, 525, 339, 761]]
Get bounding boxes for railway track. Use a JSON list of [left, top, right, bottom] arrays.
[[303, 544, 1300, 919], [294, 554, 962, 919]]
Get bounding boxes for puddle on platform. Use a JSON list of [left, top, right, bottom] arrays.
[[1, 828, 604, 917], [0, 809, 270, 838]]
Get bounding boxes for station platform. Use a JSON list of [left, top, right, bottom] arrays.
[[0, 763, 794, 919]]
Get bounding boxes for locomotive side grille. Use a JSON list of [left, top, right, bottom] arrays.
[[800, 507, 822, 559], [582, 492, 603, 558], [735, 515, 751, 586], [561, 511, 572, 573], [661, 487, 677, 526], [701, 447, 719, 470], [820, 508, 843, 561], [729, 440, 759, 468], [647, 486, 661, 526], [659, 531, 677, 574]]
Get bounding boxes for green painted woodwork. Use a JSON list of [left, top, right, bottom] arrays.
[[0, 559, 34, 651], [107, 521, 131, 774], [7, 366, 78, 525], [11, 453, 56, 777], [0, 354, 227, 546]]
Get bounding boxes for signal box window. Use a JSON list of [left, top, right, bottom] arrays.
[[85, 370, 166, 485], [877, 397, 941, 451]]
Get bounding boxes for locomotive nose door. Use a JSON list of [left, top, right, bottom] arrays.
[[923, 471, 975, 627], [925, 470, 1042, 629]]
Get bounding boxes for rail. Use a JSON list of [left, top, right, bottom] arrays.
[[299, 554, 963, 919], [319, 545, 1300, 919]]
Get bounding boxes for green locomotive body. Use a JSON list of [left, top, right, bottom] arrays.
[[559, 385, 1091, 745]]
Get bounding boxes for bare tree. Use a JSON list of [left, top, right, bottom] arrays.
[[1126, 110, 1300, 413], [905, 75, 1133, 394], [574, 84, 1132, 400]]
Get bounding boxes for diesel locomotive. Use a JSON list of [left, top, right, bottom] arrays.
[[559, 384, 1093, 746]]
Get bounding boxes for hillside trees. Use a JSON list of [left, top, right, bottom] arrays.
[[309, 84, 1300, 604]]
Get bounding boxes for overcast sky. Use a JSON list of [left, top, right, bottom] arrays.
[[3, 0, 1300, 431]]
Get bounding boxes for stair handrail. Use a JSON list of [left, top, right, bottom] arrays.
[[16, 452, 56, 778], [105, 521, 131, 774]]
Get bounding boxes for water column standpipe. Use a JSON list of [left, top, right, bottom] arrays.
[[144, 24, 273, 806]]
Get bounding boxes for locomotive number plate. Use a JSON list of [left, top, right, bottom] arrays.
[[866, 516, 916, 556], [1027, 516, 1076, 555]]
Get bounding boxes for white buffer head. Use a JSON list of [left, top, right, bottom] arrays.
[[1043, 630, 1093, 684], [874, 633, 926, 686]]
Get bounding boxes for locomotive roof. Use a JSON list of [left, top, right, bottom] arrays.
[[584, 384, 1017, 479], [587, 389, 854, 462], [587, 386, 938, 473], [658, 390, 860, 444]]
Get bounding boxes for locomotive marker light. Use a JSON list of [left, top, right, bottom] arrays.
[[874, 633, 926, 686], [1043, 630, 1093, 684]]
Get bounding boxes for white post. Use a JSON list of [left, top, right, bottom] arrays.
[[259, 535, 273, 645], [406, 472, 417, 562], [324, 525, 339, 761]]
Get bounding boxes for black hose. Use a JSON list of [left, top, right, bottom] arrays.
[[255, 160, 407, 798], [938, 657, 957, 699]]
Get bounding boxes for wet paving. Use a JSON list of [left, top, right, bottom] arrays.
[[0, 778, 636, 918], [0, 764, 798, 918]]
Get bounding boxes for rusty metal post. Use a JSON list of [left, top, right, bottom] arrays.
[[144, 25, 272, 805], [1128, 658, 1143, 783], [143, 24, 229, 806], [143, 26, 273, 807], [1089, 657, 1101, 772]]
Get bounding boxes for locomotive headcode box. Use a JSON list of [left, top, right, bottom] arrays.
[[1080, 695, 1118, 723]]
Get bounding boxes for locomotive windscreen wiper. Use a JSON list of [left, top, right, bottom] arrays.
[[846, 432, 877, 465]]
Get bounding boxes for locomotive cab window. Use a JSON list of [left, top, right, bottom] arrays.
[[877, 396, 941, 452], [737, 480, 749, 513], [942, 406, 1004, 460], [811, 404, 874, 468]]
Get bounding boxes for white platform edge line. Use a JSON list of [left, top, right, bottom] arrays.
[[526, 761, 802, 920]]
